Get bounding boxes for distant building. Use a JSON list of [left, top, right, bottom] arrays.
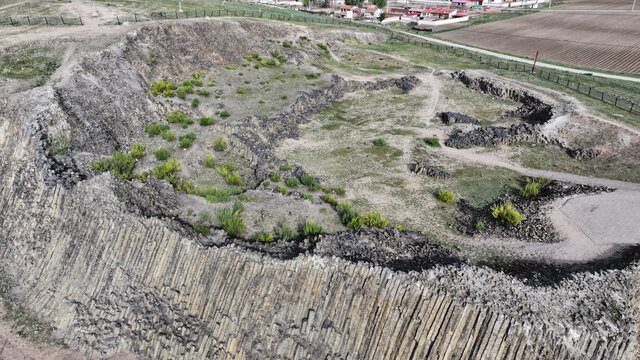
[[364, 7, 383, 19]]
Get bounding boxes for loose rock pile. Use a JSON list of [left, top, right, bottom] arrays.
[[409, 160, 451, 179], [439, 112, 479, 125], [568, 148, 602, 160], [445, 123, 540, 148]]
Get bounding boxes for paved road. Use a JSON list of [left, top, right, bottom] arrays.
[[396, 30, 640, 83], [525, 169, 640, 191]]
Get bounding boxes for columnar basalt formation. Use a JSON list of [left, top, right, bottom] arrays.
[[0, 21, 636, 360]]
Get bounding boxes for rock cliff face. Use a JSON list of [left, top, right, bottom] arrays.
[[0, 21, 637, 359]]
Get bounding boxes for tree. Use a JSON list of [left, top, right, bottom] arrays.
[[372, 0, 386, 9], [378, 12, 386, 23]]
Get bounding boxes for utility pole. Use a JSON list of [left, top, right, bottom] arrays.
[[633, 0, 637, 11], [548, 0, 551, 10]]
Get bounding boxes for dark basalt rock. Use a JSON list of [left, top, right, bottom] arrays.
[[445, 123, 540, 148], [568, 148, 602, 160], [439, 112, 480, 125], [409, 160, 452, 179]]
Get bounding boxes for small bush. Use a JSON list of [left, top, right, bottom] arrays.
[[200, 117, 214, 126], [300, 193, 312, 200], [317, 42, 328, 51], [363, 212, 388, 228], [277, 55, 287, 64], [346, 215, 364, 231], [219, 163, 235, 176], [213, 138, 228, 151], [191, 98, 200, 108], [277, 224, 298, 241], [179, 133, 196, 148], [226, 173, 244, 186], [166, 111, 193, 128], [130, 143, 145, 159], [162, 130, 175, 141], [519, 176, 550, 198], [437, 190, 455, 203], [285, 178, 300, 188], [216, 109, 231, 118], [263, 180, 271, 186], [236, 88, 247, 95], [233, 201, 245, 213], [334, 187, 346, 196], [202, 155, 216, 168], [256, 233, 274, 243], [283, 40, 292, 48], [491, 201, 524, 228], [281, 95, 288, 100], [309, 183, 322, 192], [301, 174, 315, 187], [302, 220, 323, 237], [280, 164, 292, 171], [476, 221, 485, 231], [270, 172, 282, 182], [153, 159, 180, 181], [216, 208, 245, 237], [197, 89, 210, 96], [424, 137, 441, 147], [208, 82, 215, 86], [323, 187, 332, 194], [91, 152, 138, 180], [145, 124, 170, 137], [321, 195, 337, 206], [151, 81, 176, 97], [193, 223, 211, 236], [277, 186, 288, 195], [373, 138, 386, 146], [304, 73, 319, 79]]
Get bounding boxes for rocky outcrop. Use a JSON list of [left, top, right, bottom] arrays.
[[439, 112, 479, 125], [568, 148, 602, 160]]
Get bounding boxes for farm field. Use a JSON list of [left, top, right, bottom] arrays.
[[560, 0, 636, 10], [437, 11, 640, 74]]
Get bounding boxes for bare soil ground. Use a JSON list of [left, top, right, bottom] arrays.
[[437, 11, 640, 74], [561, 0, 636, 10]]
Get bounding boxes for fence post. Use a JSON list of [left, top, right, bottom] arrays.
[[61, 16, 65, 25], [79, 17, 82, 25], [134, 14, 137, 22], [631, 103, 634, 113], [615, 96, 619, 107], [176, 12, 178, 19], [601, 92, 604, 101], [26, 16, 30, 24], [9, 16, 13, 25], [588, 87, 592, 96], [45, 17, 48, 25], [117, 16, 120, 24]]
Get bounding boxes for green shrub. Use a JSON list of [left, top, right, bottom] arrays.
[[277, 224, 298, 241], [200, 117, 214, 126], [145, 124, 170, 137], [373, 138, 386, 146], [283, 40, 292, 48], [285, 177, 300, 188], [476, 221, 485, 231], [300, 193, 312, 200], [256, 233, 274, 243], [346, 215, 364, 231], [280, 164, 292, 171], [153, 159, 180, 181], [91, 158, 110, 172], [321, 195, 337, 206], [519, 176, 550, 198], [281, 95, 288, 100], [191, 98, 200, 108], [304, 73, 320, 79], [161, 130, 175, 141], [225, 65, 236, 70], [216, 109, 231, 118], [397, 224, 405, 232], [334, 187, 346, 196], [193, 223, 211, 236], [491, 201, 524, 228], [197, 89, 210, 96], [176, 85, 194, 99], [109, 152, 136, 177], [219, 164, 235, 176], [208, 82, 215, 86], [202, 155, 216, 168], [179, 133, 196, 148], [226, 173, 244, 186], [277, 186, 288, 195], [302, 220, 323, 237], [130, 143, 145, 159], [151, 81, 176, 96], [437, 190, 455, 203], [270, 48, 280, 58], [424, 137, 441, 147], [323, 187, 332, 194], [363, 212, 388, 228], [233, 201, 245, 213], [200, 186, 241, 202], [300, 174, 315, 187], [270, 172, 282, 182], [213, 138, 227, 151], [236, 88, 247, 95], [166, 111, 193, 128], [317, 42, 328, 51], [277, 55, 287, 64], [216, 208, 245, 237], [182, 80, 192, 87], [309, 183, 322, 192], [261, 58, 277, 66]]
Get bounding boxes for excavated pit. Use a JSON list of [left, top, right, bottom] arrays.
[[0, 20, 638, 360]]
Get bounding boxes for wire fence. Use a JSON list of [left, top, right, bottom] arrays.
[[4, 7, 636, 115], [0, 16, 83, 26]]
